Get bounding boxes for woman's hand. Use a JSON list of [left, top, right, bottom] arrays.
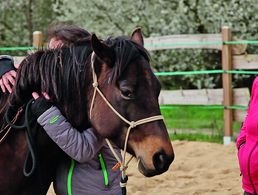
[[32, 92, 50, 100], [0, 70, 16, 93], [31, 92, 52, 118]]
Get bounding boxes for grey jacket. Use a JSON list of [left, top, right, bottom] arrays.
[[38, 106, 122, 195]]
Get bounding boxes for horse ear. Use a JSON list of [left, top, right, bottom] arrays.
[[131, 28, 144, 46], [91, 34, 114, 67]]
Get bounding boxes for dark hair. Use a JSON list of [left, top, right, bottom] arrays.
[[47, 22, 91, 47]]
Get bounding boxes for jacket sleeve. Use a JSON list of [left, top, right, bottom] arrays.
[[236, 77, 258, 149], [37, 106, 104, 163], [0, 56, 15, 77]]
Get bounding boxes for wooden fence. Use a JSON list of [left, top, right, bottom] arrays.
[[13, 27, 257, 144], [144, 26, 256, 144]]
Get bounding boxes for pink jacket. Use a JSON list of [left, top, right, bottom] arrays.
[[237, 76, 258, 194]]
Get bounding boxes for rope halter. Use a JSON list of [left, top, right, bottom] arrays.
[[89, 52, 164, 189]]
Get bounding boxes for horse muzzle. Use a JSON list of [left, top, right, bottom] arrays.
[[138, 150, 174, 177]]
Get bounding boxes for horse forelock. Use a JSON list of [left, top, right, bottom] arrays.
[[104, 37, 150, 82]]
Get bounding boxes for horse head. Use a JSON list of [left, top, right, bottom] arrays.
[[88, 29, 174, 177]]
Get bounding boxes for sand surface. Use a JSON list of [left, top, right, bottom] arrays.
[[47, 141, 243, 195]]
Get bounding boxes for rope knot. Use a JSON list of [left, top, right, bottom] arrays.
[[120, 165, 128, 172], [92, 82, 98, 88], [120, 175, 128, 188], [129, 121, 136, 128]]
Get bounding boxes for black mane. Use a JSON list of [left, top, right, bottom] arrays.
[[9, 43, 92, 130]]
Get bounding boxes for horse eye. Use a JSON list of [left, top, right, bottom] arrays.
[[121, 89, 134, 100]]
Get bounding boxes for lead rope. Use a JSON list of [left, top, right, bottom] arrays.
[[89, 52, 164, 194], [0, 107, 23, 144]]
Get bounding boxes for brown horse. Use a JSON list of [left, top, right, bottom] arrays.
[[0, 29, 174, 194]]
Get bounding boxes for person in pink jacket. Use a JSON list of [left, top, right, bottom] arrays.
[[237, 76, 258, 195]]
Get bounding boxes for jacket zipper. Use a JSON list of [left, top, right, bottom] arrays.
[[248, 142, 258, 194]]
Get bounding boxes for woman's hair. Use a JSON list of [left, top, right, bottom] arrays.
[[47, 22, 91, 47]]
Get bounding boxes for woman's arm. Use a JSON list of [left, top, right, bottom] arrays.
[[0, 55, 16, 93], [31, 97, 104, 163], [0, 55, 15, 76]]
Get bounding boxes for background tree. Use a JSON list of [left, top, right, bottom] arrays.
[[57, 0, 258, 89], [0, 0, 62, 55], [1, 0, 258, 89]]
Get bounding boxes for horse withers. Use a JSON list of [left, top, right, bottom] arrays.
[[0, 29, 174, 194]]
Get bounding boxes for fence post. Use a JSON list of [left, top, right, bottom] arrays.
[[33, 31, 43, 48], [222, 26, 233, 145]]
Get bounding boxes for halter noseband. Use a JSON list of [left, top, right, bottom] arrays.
[[89, 52, 164, 192]]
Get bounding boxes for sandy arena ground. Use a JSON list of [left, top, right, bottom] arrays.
[[47, 141, 243, 195]]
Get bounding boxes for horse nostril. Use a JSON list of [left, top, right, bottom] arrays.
[[153, 151, 174, 172]]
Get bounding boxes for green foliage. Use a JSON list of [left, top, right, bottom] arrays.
[[0, 0, 62, 55], [58, 0, 258, 89], [1, 0, 258, 88]]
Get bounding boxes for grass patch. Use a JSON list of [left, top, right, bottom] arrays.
[[161, 105, 243, 143], [169, 133, 223, 144]]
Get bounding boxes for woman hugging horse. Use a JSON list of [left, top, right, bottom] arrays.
[[0, 23, 174, 195], [0, 23, 122, 195]]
